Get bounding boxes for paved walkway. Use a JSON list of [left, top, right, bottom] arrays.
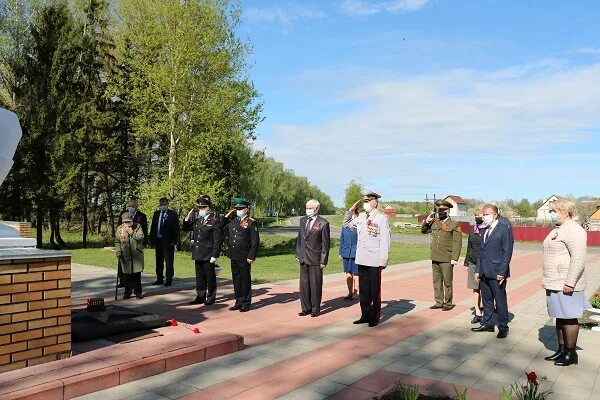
[[72, 247, 600, 400]]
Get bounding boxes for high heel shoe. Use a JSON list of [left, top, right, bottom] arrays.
[[554, 348, 578, 366], [544, 345, 565, 361]]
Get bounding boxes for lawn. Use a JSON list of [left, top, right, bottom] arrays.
[[35, 228, 431, 284]]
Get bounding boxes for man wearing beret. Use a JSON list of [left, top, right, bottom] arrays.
[[221, 198, 260, 312], [348, 189, 391, 327], [421, 199, 462, 311], [295, 199, 331, 317], [183, 195, 222, 305]]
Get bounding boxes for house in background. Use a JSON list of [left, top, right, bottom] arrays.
[[383, 205, 397, 218], [443, 195, 468, 217], [537, 195, 559, 221]]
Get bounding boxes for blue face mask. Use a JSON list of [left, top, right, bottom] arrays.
[[127, 207, 136, 214], [236, 210, 246, 218], [549, 211, 558, 224], [159, 205, 168, 212]]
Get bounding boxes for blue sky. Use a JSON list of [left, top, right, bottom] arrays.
[[238, 0, 600, 206]]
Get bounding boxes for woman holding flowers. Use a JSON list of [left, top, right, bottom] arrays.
[[541, 198, 588, 366]]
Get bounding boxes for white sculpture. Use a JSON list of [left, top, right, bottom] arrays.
[[0, 108, 35, 246]]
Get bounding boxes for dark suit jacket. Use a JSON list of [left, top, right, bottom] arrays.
[[182, 212, 222, 261], [476, 219, 514, 279], [118, 211, 149, 246], [295, 215, 330, 266], [149, 209, 180, 247], [220, 215, 259, 261]]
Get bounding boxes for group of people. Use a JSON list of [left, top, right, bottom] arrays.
[[421, 197, 588, 367], [115, 196, 259, 312], [115, 192, 590, 367]]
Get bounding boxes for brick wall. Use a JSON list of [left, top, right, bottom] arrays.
[[1, 221, 32, 238], [0, 256, 71, 373]]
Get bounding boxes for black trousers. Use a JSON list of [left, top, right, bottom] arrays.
[[155, 238, 175, 282], [195, 260, 217, 303], [480, 276, 509, 332], [123, 272, 142, 296], [299, 263, 323, 313], [231, 259, 252, 307], [358, 265, 382, 323]]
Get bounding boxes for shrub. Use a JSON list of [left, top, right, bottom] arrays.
[[501, 372, 552, 400]]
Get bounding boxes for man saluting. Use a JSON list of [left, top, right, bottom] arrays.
[[221, 198, 260, 312]]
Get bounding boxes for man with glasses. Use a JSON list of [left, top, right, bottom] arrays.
[[295, 199, 331, 317], [348, 189, 391, 327]]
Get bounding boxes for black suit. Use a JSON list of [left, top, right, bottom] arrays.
[[149, 209, 180, 283], [117, 210, 148, 283], [221, 214, 260, 307], [477, 217, 514, 333], [295, 215, 330, 314], [182, 211, 222, 303]]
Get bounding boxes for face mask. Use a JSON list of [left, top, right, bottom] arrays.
[[127, 207, 136, 214], [482, 215, 494, 225], [438, 210, 448, 220], [363, 202, 372, 212], [306, 208, 315, 217], [549, 211, 559, 224], [475, 217, 483, 225], [198, 209, 207, 217], [159, 205, 168, 212], [236, 210, 246, 218]]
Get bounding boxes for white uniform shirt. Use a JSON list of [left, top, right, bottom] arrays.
[[349, 209, 391, 268]]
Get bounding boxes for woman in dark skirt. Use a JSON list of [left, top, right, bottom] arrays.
[[542, 198, 588, 366], [464, 208, 486, 324]]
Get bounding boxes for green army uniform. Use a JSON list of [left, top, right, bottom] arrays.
[[421, 201, 462, 309]]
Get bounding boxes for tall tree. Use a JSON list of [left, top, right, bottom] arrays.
[[344, 180, 363, 210]]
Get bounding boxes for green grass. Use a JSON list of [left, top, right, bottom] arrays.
[[34, 228, 430, 284]]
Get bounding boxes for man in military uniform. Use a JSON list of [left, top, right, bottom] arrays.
[[348, 189, 391, 327], [220, 198, 260, 312], [421, 199, 462, 311], [183, 195, 222, 305]]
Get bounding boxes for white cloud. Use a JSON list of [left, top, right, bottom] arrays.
[[570, 47, 600, 55], [244, 5, 324, 27], [340, 0, 429, 16], [255, 62, 600, 203]]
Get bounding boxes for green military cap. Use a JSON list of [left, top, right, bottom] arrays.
[[233, 197, 251, 209], [435, 199, 453, 209]]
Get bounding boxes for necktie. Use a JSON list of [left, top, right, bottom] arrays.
[[306, 217, 313, 232], [484, 228, 491, 242], [158, 212, 165, 236]]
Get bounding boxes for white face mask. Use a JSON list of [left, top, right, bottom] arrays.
[[198, 209, 207, 217], [306, 208, 316, 217], [363, 202, 372, 213], [482, 214, 494, 225], [236, 209, 247, 218]]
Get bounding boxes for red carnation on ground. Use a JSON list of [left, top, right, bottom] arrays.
[[526, 371, 538, 385]]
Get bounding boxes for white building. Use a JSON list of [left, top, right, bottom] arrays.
[[443, 195, 468, 217], [537, 195, 559, 221]]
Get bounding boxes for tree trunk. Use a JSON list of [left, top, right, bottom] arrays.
[[82, 172, 89, 248], [55, 213, 66, 248], [49, 209, 60, 250], [168, 100, 177, 199], [36, 208, 43, 249]]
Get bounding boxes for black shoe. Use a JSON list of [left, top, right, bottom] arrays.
[[442, 304, 454, 311], [189, 296, 204, 305], [343, 295, 353, 300], [229, 304, 242, 311], [368, 321, 379, 327], [123, 294, 132, 300], [497, 330, 509, 339], [164, 280, 172, 287], [353, 319, 368, 324], [544, 345, 566, 361], [153, 280, 164, 285], [135, 294, 144, 299], [471, 315, 482, 324], [204, 301, 215, 306], [298, 311, 310, 316], [429, 304, 443, 309], [311, 312, 319, 317], [240, 306, 250, 312], [554, 348, 578, 366], [471, 325, 494, 332]]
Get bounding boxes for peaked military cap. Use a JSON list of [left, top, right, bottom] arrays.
[[197, 196, 212, 207], [233, 197, 251, 209], [435, 199, 453, 209], [360, 189, 381, 199]]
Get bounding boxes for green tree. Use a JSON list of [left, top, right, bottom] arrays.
[[344, 180, 363, 209]]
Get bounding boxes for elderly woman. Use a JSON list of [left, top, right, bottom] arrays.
[[340, 205, 359, 300], [464, 208, 486, 324], [115, 211, 145, 299], [542, 198, 588, 366]]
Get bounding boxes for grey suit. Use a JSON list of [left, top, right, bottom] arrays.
[[295, 215, 330, 314]]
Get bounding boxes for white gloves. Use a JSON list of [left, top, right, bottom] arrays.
[[210, 257, 217, 264]]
